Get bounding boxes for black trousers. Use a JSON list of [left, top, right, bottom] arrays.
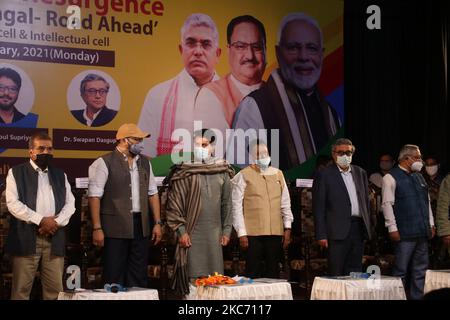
[[245, 236, 283, 279], [103, 212, 149, 288], [328, 217, 364, 276]]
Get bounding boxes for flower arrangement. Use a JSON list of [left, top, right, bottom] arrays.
[[195, 272, 237, 286]]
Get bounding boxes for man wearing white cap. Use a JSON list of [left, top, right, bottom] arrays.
[[88, 123, 162, 288]]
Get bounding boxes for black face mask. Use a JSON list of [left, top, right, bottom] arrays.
[[34, 153, 53, 170]]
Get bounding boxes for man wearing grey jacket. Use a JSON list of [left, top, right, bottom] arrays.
[[88, 123, 162, 288]]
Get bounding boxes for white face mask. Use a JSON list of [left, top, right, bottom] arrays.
[[411, 161, 424, 172], [255, 157, 271, 170], [193, 146, 210, 162], [336, 155, 352, 168], [425, 165, 438, 176]]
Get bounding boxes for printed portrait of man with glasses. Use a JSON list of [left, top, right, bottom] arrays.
[[0, 64, 39, 155], [0, 67, 25, 124], [138, 13, 222, 157], [71, 73, 118, 127], [194, 15, 267, 148]]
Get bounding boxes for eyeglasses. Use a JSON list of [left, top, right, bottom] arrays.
[[229, 41, 264, 52], [0, 84, 19, 94], [34, 146, 53, 152], [334, 150, 353, 156], [280, 42, 321, 56], [183, 38, 214, 51], [85, 89, 108, 97]]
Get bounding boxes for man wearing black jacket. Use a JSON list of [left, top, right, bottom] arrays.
[[5, 132, 75, 299], [313, 138, 372, 276]]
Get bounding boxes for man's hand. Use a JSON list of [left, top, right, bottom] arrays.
[[179, 233, 192, 248], [389, 231, 401, 242], [92, 229, 105, 247], [317, 239, 328, 248], [38, 228, 55, 237], [220, 235, 230, 246], [39, 217, 58, 236], [430, 226, 436, 239], [442, 235, 450, 247], [239, 236, 249, 249], [283, 229, 291, 249], [152, 224, 162, 245]]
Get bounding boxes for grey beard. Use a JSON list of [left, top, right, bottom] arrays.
[[279, 62, 322, 91]]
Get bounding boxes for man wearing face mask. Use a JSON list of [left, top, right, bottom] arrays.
[[368, 154, 395, 248], [381, 144, 435, 300], [423, 156, 444, 217], [5, 132, 75, 299], [422, 156, 445, 267], [231, 140, 293, 279], [312, 138, 372, 276], [165, 129, 234, 296], [369, 154, 395, 190], [88, 123, 162, 288]]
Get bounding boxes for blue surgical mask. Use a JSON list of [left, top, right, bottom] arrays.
[[336, 155, 352, 168], [127, 139, 144, 155], [255, 157, 271, 170], [194, 146, 210, 161]]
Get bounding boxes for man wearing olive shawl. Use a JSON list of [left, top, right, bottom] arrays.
[[165, 129, 235, 295]]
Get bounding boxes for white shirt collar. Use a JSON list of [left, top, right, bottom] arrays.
[[229, 74, 262, 97], [83, 107, 103, 127], [338, 164, 352, 174], [29, 159, 48, 173]]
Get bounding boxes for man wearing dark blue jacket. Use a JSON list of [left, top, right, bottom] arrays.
[[382, 144, 435, 300]]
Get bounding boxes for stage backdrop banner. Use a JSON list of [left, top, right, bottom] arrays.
[[0, 0, 343, 183]]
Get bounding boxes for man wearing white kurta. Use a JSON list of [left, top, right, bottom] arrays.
[[138, 13, 221, 157], [231, 141, 293, 278]]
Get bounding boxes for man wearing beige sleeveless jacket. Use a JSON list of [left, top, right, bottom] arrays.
[[231, 140, 293, 278]]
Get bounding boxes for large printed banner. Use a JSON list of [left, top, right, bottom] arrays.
[[0, 0, 343, 182]]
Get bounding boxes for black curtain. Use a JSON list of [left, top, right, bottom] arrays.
[[344, 0, 449, 174]]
